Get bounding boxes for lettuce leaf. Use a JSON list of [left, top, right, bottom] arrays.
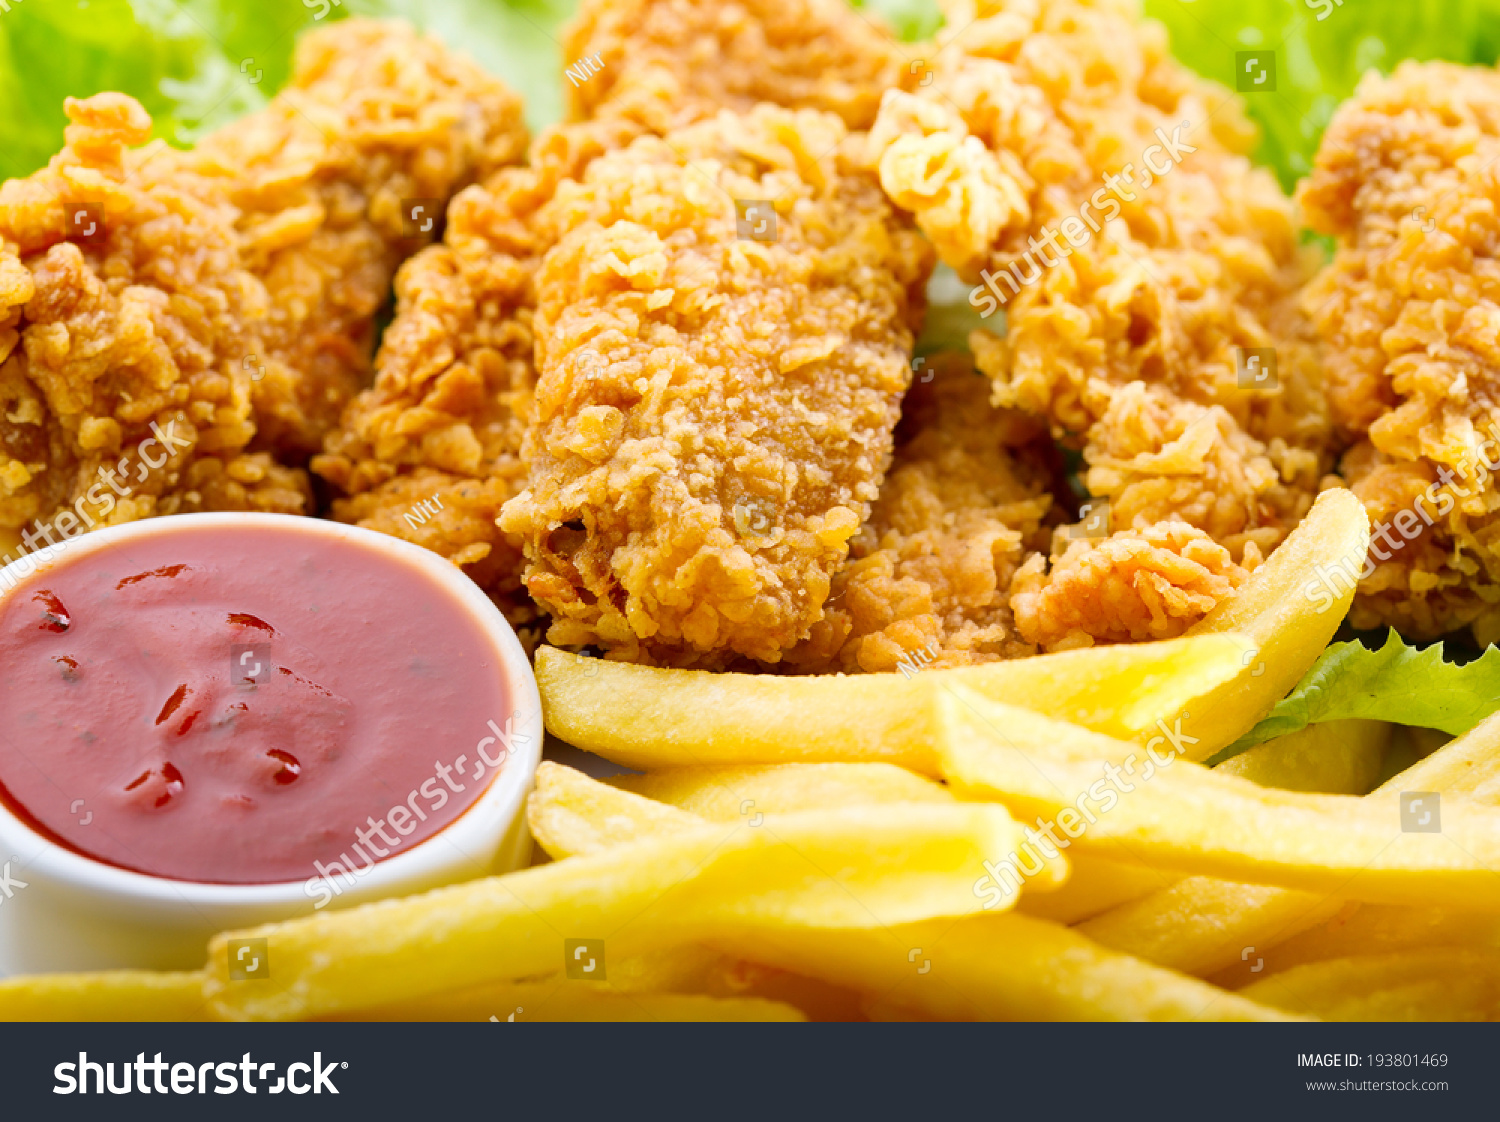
[[1144, 0, 1500, 190], [1215, 631, 1500, 762], [0, 0, 576, 182], [11, 0, 1500, 190], [0, 0, 280, 181], [348, 0, 578, 130], [855, 0, 943, 42]]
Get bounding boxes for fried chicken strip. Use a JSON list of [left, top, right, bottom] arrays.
[[316, 0, 917, 624], [564, 0, 907, 133], [496, 105, 931, 665], [780, 353, 1053, 672], [1012, 520, 1254, 651], [0, 95, 307, 538], [1300, 61, 1500, 643], [864, 0, 1331, 646], [0, 20, 525, 554], [190, 19, 528, 459]]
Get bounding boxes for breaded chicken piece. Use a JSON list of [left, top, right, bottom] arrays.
[[1300, 61, 1500, 642], [1011, 520, 1253, 651], [316, 0, 915, 612], [313, 119, 634, 608], [563, 0, 908, 133], [190, 20, 528, 459], [782, 353, 1054, 673], [497, 106, 932, 665], [0, 21, 525, 554], [865, 0, 1331, 646], [0, 96, 309, 539]]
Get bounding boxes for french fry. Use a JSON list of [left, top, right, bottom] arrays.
[[546, 760, 1132, 921], [530, 762, 1067, 893], [707, 914, 1298, 1021], [1185, 487, 1371, 758], [1239, 949, 1500, 1021], [203, 796, 1041, 1021], [529, 761, 706, 857], [344, 948, 864, 1022], [1079, 708, 1500, 977], [1206, 902, 1500, 987], [537, 633, 1249, 775], [937, 686, 1500, 909], [610, 762, 955, 818], [693, 958, 869, 1022], [336, 979, 806, 1022], [0, 971, 208, 1022], [1079, 878, 1334, 980], [1014, 857, 1180, 925], [1214, 720, 1390, 795]]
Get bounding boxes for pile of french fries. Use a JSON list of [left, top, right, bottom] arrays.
[[7, 488, 1500, 1021]]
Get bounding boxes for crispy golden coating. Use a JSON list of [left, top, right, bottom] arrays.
[[498, 106, 932, 665], [0, 95, 308, 537], [312, 119, 634, 601], [860, 0, 1333, 650], [0, 20, 524, 555], [319, 0, 916, 610], [783, 353, 1053, 672], [191, 19, 528, 458], [1300, 61, 1500, 642], [562, 0, 908, 132], [1012, 520, 1253, 651], [867, 0, 1330, 559], [1081, 382, 1322, 559]]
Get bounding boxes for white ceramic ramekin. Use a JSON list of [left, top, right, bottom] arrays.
[[0, 513, 542, 974]]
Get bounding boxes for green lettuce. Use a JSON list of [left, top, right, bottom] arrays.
[[11, 0, 1500, 189], [1145, 0, 1500, 190], [1215, 631, 1500, 762], [0, 0, 576, 182]]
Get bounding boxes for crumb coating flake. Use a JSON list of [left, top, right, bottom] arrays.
[[501, 106, 932, 664]]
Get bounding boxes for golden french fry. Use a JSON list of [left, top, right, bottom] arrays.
[[1186, 488, 1371, 758], [530, 762, 1069, 892], [349, 946, 864, 1022], [692, 957, 869, 1023], [529, 761, 705, 857], [537, 633, 1249, 775], [1214, 720, 1390, 795], [338, 979, 806, 1022], [204, 798, 1041, 1021], [0, 971, 208, 1022], [610, 763, 1173, 926], [1015, 856, 1179, 925], [1080, 708, 1500, 977], [537, 765, 1154, 960], [937, 686, 1500, 909], [1207, 902, 1500, 988], [1080, 878, 1334, 981], [1239, 949, 1500, 1021], [611, 762, 955, 818], [708, 914, 1297, 1022]]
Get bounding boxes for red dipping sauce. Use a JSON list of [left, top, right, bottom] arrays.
[[0, 518, 518, 884]]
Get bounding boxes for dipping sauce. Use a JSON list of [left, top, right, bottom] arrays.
[[0, 519, 518, 884]]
